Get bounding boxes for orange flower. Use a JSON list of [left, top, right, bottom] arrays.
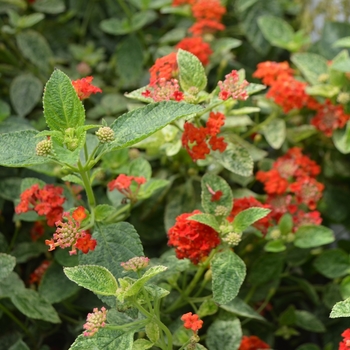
[[71, 76, 102, 100]]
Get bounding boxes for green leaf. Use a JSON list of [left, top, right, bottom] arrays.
[[8, 340, 30, 350], [263, 118, 285, 149], [313, 249, 350, 279], [64, 265, 118, 296], [211, 250, 246, 304], [214, 144, 253, 177], [0, 100, 10, 122], [0, 253, 16, 280], [139, 179, 169, 200], [32, 0, 65, 14], [54, 249, 78, 267], [278, 213, 293, 235], [330, 58, 350, 72], [305, 84, 340, 98], [103, 102, 202, 153], [198, 299, 219, 318], [220, 297, 265, 321], [132, 339, 154, 350], [11, 242, 47, 263], [330, 297, 350, 318], [69, 329, 134, 350], [10, 288, 60, 323], [287, 125, 318, 143], [334, 36, 350, 48], [43, 69, 85, 132], [10, 74, 43, 117], [79, 222, 144, 306], [16, 30, 52, 73], [177, 49, 207, 92], [38, 262, 80, 303], [201, 173, 233, 216], [341, 276, 350, 299], [0, 178, 22, 201], [291, 53, 328, 85], [206, 318, 242, 350], [95, 204, 119, 222], [187, 213, 220, 232], [296, 344, 320, 350], [16, 12, 45, 29], [0, 272, 25, 298], [264, 240, 286, 253], [295, 310, 325, 332], [257, 15, 294, 49], [333, 121, 350, 154], [294, 225, 335, 248], [145, 322, 159, 343], [232, 207, 271, 233]]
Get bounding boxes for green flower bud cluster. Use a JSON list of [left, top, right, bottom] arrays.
[[96, 126, 115, 143], [36, 139, 52, 156]]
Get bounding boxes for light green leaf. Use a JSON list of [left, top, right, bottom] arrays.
[[206, 318, 242, 350], [264, 240, 286, 253], [330, 297, 350, 318], [330, 58, 350, 72], [278, 213, 293, 235], [287, 125, 317, 143], [214, 144, 253, 177], [43, 69, 85, 132], [187, 213, 220, 232], [305, 84, 340, 98], [39, 262, 80, 303], [10, 74, 43, 117], [16, 30, 52, 73], [132, 339, 154, 350], [211, 250, 246, 304], [263, 118, 285, 149], [294, 225, 334, 248], [257, 15, 294, 49], [103, 101, 202, 153], [333, 36, 350, 48], [139, 179, 169, 200], [313, 249, 350, 279], [220, 297, 265, 321], [198, 299, 219, 318], [10, 288, 61, 323], [32, 0, 65, 14], [291, 53, 328, 85], [232, 207, 271, 233], [295, 310, 325, 332], [177, 49, 207, 92], [64, 265, 118, 296], [0, 100, 10, 122], [69, 329, 134, 350], [246, 83, 266, 95], [16, 12, 45, 29], [94, 204, 119, 222], [0, 272, 25, 298], [201, 173, 233, 216], [145, 322, 159, 343], [0, 253, 16, 280], [333, 121, 350, 154]]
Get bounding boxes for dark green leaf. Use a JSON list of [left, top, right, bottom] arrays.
[[8, 340, 30, 350], [32, 0, 65, 14], [295, 310, 325, 332], [11, 242, 47, 263], [313, 249, 350, 278], [0, 253, 16, 280], [294, 225, 334, 248]]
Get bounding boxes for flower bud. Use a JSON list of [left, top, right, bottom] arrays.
[[96, 126, 115, 143], [222, 232, 242, 246], [36, 139, 52, 156], [337, 92, 350, 105]]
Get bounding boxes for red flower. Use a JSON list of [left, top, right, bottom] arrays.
[[218, 70, 249, 101], [253, 61, 294, 86], [71, 76, 102, 100], [311, 99, 350, 137], [168, 210, 220, 264], [29, 260, 51, 285], [30, 221, 45, 241], [208, 135, 227, 152], [176, 37, 212, 66], [293, 210, 322, 231], [339, 328, 350, 350], [108, 174, 146, 203], [181, 312, 203, 332], [172, 0, 196, 5], [75, 232, 97, 254], [256, 169, 289, 195], [149, 52, 178, 85], [206, 112, 225, 136], [189, 19, 225, 36], [192, 0, 226, 22], [239, 335, 270, 350], [72, 206, 87, 222]]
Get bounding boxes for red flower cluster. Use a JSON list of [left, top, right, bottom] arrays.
[[168, 209, 220, 264], [149, 52, 178, 85], [310, 99, 350, 137], [227, 197, 272, 234], [176, 37, 213, 66], [253, 61, 294, 86], [181, 312, 203, 332], [238, 335, 270, 350], [339, 328, 350, 350], [30, 221, 45, 241], [256, 147, 324, 231], [29, 260, 51, 285], [142, 78, 184, 102], [182, 111, 227, 161], [45, 207, 96, 255], [218, 70, 249, 101], [15, 184, 66, 226], [71, 76, 102, 100], [108, 174, 146, 203]]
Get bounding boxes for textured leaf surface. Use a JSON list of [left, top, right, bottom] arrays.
[[206, 318, 242, 350], [64, 265, 118, 296], [333, 121, 350, 154], [232, 207, 271, 233], [11, 242, 47, 263], [263, 118, 286, 149], [0, 254, 16, 280], [294, 225, 334, 248], [32, 0, 65, 14], [187, 213, 220, 232], [10, 289, 60, 323], [10, 74, 43, 117], [211, 250, 246, 304], [0, 272, 25, 298], [8, 340, 30, 350], [291, 53, 328, 85], [313, 249, 350, 279], [220, 297, 265, 321], [0, 130, 48, 167], [201, 173, 233, 216], [330, 297, 350, 318], [295, 310, 325, 332], [43, 69, 85, 131], [69, 329, 133, 350], [104, 102, 202, 152], [177, 49, 207, 92]]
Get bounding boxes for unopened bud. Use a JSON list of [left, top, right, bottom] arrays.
[[36, 139, 52, 156], [337, 92, 350, 105], [270, 229, 281, 240], [215, 205, 229, 217], [285, 233, 295, 243], [318, 73, 329, 83], [222, 232, 241, 246], [96, 127, 115, 143], [204, 268, 212, 282]]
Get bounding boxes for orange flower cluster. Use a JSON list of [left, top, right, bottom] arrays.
[[108, 174, 146, 203], [256, 147, 323, 231], [181, 111, 227, 161], [339, 328, 350, 350], [72, 76, 102, 100], [168, 209, 220, 264], [238, 335, 270, 350], [181, 312, 203, 332], [15, 184, 65, 227]]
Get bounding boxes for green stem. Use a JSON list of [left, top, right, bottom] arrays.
[[116, 0, 133, 23], [241, 112, 279, 139], [244, 285, 257, 304], [8, 222, 20, 252], [105, 203, 131, 223]]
